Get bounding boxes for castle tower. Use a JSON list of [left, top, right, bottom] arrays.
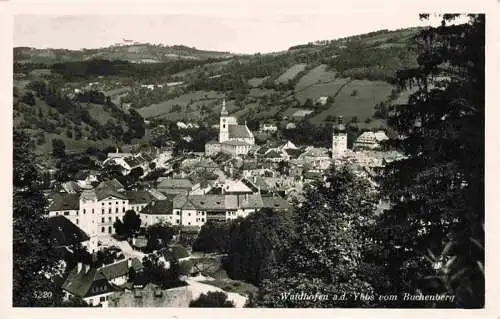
[[332, 116, 347, 158], [219, 99, 230, 143]]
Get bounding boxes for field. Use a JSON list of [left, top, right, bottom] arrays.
[[295, 64, 337, 91], [308, 79, 394, 124], [82, 103, 114, 125], [35, 133, 115, 155], [247, 77, 267, 87], [276, 63, 307, 83], [137, 90, 225, 119]]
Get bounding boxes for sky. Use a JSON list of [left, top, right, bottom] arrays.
[[14, 13, 462, 54]]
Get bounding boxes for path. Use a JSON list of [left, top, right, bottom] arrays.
[[185, 279, 247, 308]]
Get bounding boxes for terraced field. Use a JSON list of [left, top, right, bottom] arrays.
[[276, 63, 307, 83]]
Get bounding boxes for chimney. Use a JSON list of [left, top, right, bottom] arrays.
[[77, 262, 83, 273], [128, 258, 132, 268]]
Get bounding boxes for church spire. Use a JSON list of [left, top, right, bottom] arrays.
[[221, 99, 228, 116]]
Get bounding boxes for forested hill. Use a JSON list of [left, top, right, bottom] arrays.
[[14, 26, 425, 154], [14, 43, 235, 64]]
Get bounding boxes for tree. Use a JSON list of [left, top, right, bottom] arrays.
[[21, 91, 36, 106], [145, 222, 176, 251], [13, 130, 63, 306], [375, 14, 484, 308], [113, 219, 126, 237], [149, 162, 156, 170], [189, 291, 235, 308], [192, 221, 231, 253], [51, 138, 66, 158], [122, 210, 142, 237], [129, 167, 144, 180], [224, 208, 296, 286], [253, 166, 379, 307]]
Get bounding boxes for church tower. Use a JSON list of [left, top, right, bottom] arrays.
[[219, 99, 230, 143], [332, 116, 347, 158]]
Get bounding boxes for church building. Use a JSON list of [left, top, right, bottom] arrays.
[[205, 100, 255, 157]]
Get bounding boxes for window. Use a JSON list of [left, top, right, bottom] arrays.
[[176, 211, 180, 215], [108, 226, 112, 233], [83, 209, 86, 214], [64, 211, 69, 216], [55, 212, 59, 216], [101, 218, 105, 223], [102, 203, 104, 206], [116, 217, 119, 221], [109, 202, 111, 205], [116, 201, 118, 205], [76, 219, 79, 225], [202, 218, 205, 222], [102, 209, 104, 214], [109, 217, 112, 222], [176, 220, 180, 224], [108, 208, 111, 213], [116, 208, 118, 213], [88, 299, 93, 305], [122, 201, 125, 204], [196, 218, 199, 222], [92, 208, 94, 214], [123, 207, 125, 212], [188, 222, 191, 225], [99, 297, 105, 302], [101, 227, 105, 233], [188, 213, 191, 216]]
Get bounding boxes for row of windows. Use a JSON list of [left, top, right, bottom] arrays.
[[101, 226, 113, 233], [101, 216, 120, 223], [101, 208, 126, 214], [101, 201, 126, 206]]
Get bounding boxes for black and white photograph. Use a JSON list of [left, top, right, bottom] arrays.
[[7, 1, 491, 312]]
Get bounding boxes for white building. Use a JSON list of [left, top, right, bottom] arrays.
[[205, 99, 255, 157], [332, 116, 348, 158], [353, 130, 389, 150]]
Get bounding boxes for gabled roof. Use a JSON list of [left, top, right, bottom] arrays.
[[228, 124, 252, 139], [157, 178, 193, 190], [48, 193, 80, 211], [95, 188, 128, 201], [148, 188, 168, 200], [96, 179, 124, 191], [141, 199, 173, 215], [62, 267, 107, 298], [189, 195, 226, 211], [221, 179, 254, 194], [126, 191, 153, 204], [284, 148, 304, 159], [172, 192, 197, 210], [99, 258, 144, 280], [47, 216, 90, 245]]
